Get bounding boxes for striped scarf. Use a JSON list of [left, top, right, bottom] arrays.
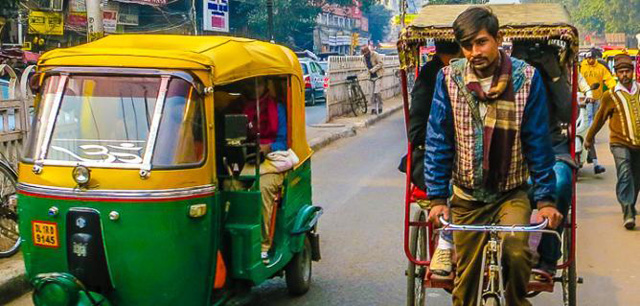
[[464, 50, 517, 190]]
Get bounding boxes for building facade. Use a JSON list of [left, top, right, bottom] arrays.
[[313, 2, 370, 55]]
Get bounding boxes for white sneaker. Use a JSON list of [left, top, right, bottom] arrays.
[[430, 248, 453, 276], [261, 251, 269, 264]]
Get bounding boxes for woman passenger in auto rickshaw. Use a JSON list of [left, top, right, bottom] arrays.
[[224, 76, 288, 263]]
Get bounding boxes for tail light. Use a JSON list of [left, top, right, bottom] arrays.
[[305, 76, 312, 89], [323, 77, 329, 89]]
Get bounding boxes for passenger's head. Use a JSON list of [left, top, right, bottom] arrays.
[[435, 41, 462, 64], [614, 54, 635, 87], [453, 7, 502, 71], [242, 77, 267, 99]]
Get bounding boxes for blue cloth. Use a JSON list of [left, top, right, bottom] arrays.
[[271, 103, 288, 151], [425, 67, 556, 204]]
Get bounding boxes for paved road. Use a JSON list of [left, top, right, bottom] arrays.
[[9, 113, 640, 305], [305, 103, 326, 126]]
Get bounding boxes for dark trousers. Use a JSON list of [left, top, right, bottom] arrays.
[[451, 190, 532, 306], [611, 145, 640, 220], [535, 161, 573, 266]]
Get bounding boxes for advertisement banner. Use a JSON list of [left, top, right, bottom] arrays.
[[69, 0, 87, 12], [103, 10, 119, 33], [28, 11, 64, 36], [112, 0, 167, 6], [203, 0, 229, 32]]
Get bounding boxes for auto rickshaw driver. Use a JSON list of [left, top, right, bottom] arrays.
[[223, 76, 288, 263]]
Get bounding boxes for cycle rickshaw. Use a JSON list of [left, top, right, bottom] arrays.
[[17, 35, 322, 305], [398, 3, 580, 306]]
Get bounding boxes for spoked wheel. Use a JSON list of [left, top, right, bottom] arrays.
[[349, 86, 367, 116], [0, 161, 19, 258], [561, 213, 577, 306], [407, 210, 428, 306], [285, 235, 312, 296]]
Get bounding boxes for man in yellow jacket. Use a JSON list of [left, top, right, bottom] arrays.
[[580, 49, 617, 174]]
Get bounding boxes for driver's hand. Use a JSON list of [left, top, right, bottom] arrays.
[[536, 206, 563, 229], [428, 205, 450, 228], [259, 144, 272, 154]]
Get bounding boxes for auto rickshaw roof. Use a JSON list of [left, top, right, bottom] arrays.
[[398, 3, 579, 68], [37, 35, 303, 85], [603, 49, 640, 58]]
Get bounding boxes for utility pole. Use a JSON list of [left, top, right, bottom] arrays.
[[267, 0, 274, 42], [86, 0, 104, 42]]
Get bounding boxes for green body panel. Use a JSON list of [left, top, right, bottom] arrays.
[[222, 159, 313, 285], [18, 194, 220, 306]]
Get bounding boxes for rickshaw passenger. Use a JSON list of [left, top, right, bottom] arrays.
[[237, 78, 288, 262], [424, 8, 562, 306], [512, 42, 575, 279], [399, 41, 462, 276]]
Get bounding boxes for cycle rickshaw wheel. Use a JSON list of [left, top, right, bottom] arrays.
[[0, 161, 19, 258], [561, 213, 577, 306], [406, 210, 427, 306]]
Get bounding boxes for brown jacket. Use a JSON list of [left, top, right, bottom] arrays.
[[362, 50, 384, 78], [586, 83, 640, 149]]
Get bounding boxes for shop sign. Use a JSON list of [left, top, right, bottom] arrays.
[[103, 10, 119, 33], [203, 0, 229, 32], [112, 0, 167, 6], [28, 11, 64, 36]]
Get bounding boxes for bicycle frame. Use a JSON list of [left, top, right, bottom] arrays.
[[439, 217, 560, 306]]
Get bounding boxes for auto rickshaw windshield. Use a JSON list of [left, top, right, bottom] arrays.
[[24, 74, 206, 168]]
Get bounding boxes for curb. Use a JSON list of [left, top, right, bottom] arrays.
[[309, 103, 403, 152], [0, 258, 30, 305]]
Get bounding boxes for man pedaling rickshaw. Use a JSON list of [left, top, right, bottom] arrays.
[[423, 7, 562, 305]]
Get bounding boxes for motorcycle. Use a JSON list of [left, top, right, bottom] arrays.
[[575, 82, 600, 169]]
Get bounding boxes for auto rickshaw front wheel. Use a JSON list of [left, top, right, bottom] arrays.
[[285, 235, 312, 296]]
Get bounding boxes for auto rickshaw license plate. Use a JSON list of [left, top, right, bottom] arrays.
[[32, 221, 59, 248]]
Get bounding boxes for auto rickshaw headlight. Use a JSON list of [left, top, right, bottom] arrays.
[[72, 166, 91, 186]]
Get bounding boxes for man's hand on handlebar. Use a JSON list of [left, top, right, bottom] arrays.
[[536, 206, 563, 229], [428, 204, 450, 228]]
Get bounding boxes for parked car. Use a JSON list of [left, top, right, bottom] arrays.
[[300, 58, 326, 106]]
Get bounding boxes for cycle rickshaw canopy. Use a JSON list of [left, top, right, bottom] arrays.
[[397, 3, 579, 69]]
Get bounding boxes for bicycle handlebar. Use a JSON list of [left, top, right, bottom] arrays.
[[438, 216, 549, 232]]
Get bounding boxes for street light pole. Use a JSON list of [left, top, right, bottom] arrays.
[[86, 0, 104, 42], [267, 0, 274, 42]]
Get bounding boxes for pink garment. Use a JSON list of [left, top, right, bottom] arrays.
[[242, 92, 279, 144]]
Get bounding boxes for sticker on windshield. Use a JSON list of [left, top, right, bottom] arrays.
[[51, 143, 144, 164]]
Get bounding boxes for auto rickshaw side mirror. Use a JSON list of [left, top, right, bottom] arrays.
[[591, 83, 600, 90]]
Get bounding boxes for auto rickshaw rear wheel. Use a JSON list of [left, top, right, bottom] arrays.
[[562, 213, 577, 306], [285, 235, 312, 296]]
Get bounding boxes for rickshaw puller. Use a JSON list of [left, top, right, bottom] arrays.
[[424, 7, 562, 306], [580, 49, 617, 174], [585, 54, 640, 230]]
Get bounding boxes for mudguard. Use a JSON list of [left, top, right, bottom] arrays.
[[291, 205, 323, 235]]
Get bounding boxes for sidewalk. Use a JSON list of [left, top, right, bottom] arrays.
[[307, 94, 403, 151], [0, 94, 406, 304], [0, 253, 28, 304]]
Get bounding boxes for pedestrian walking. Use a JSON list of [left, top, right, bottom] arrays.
[[424, 7, 561, 306], [580, 48, 617, 174], [361, 46, 384, 114], [585, 54, 640, 230]]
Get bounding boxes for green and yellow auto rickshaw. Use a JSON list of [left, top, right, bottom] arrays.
[[17, 35, 322, 306]]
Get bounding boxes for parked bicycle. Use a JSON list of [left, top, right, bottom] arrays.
[[346, 75, 367, 116], [0, 153, 18, 258]]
